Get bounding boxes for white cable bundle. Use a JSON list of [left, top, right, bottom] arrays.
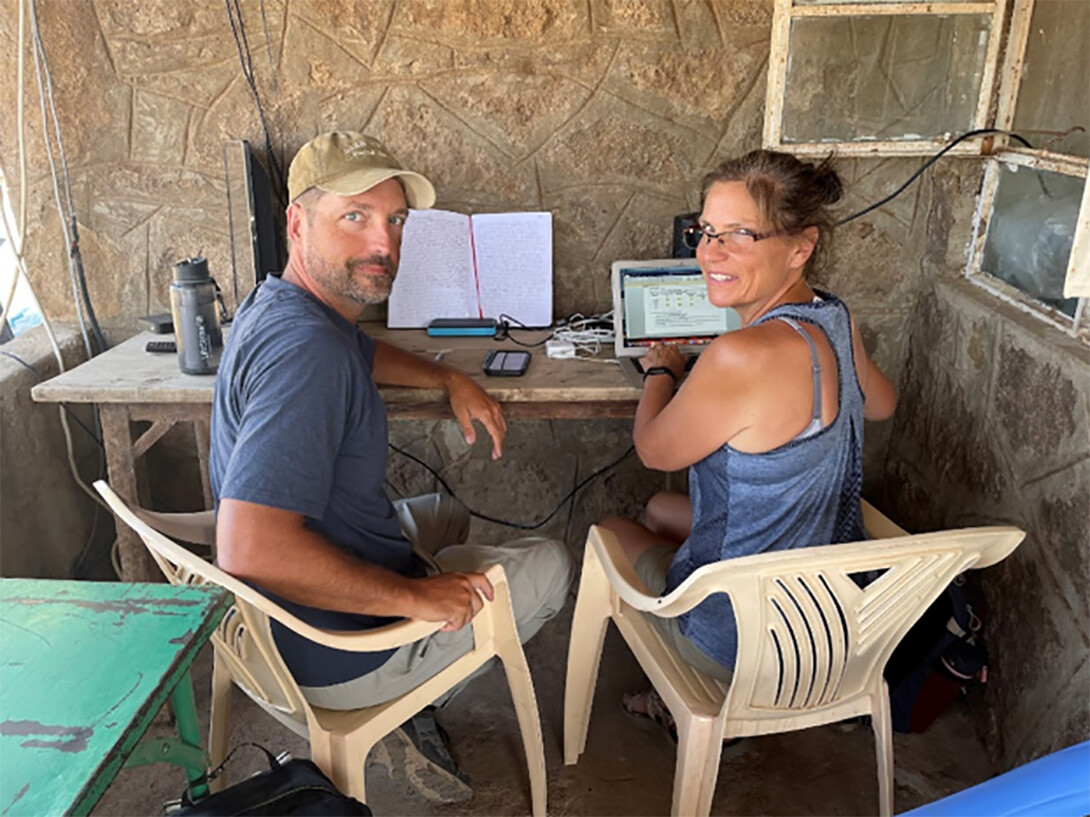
[[551, 311, 618, 362]]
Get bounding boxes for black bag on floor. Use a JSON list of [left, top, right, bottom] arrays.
[[884, 575, 988, 733], [174, 744, 371, 816]]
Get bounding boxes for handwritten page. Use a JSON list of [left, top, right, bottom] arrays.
[[387, 209, 475, 328], [472, 212, 553, 327]]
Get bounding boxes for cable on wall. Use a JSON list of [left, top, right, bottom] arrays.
[[836, 128, 1037, 227], [225, 0, 287, 208], [27, 0, 107, 356]]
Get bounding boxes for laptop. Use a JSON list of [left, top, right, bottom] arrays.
[[611, 259, 742, 387]]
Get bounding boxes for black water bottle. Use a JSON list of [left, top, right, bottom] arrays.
[[169, 257, 223, 375]]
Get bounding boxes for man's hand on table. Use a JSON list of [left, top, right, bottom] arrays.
[[444, 370, 506, 459], [408, 571, 496, 631]]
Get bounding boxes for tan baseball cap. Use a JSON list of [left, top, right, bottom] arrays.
[[287, 131, 436, 208]]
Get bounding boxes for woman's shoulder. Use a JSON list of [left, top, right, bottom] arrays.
[[705, 320, 799, 367]]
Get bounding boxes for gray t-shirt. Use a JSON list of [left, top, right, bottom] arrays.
[[210, 275, 423, 687]]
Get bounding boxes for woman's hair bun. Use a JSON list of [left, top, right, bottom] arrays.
[[812, 155, 844, 205]]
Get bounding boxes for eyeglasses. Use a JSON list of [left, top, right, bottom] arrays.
[[681, 224, 786, 251]]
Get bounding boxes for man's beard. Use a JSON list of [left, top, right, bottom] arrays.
[[308, 250, 396, 305]]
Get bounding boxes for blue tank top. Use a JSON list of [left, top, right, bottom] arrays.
[[664, 293, 866, 670]]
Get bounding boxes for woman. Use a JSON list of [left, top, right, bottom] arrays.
[[606, 150, 898, 733]]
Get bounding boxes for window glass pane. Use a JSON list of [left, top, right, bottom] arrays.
[[1012, 0, 1089, 158], [0, 178, 43, 342], [782, 14, 990, 143], [981, 164, 1082, 317]]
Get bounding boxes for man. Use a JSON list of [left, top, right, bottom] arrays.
[[209, 131, 574, 803]]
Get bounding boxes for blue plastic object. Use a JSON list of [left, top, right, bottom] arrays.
[[900, 741, 1090, 817], [426, 325, 496, 337]]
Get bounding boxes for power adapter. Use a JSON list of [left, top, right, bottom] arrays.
[[546, 339, 576, 359]]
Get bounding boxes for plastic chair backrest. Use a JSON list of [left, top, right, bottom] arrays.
[[94, 481, 443, 723], [589, 523, 1024, 725]]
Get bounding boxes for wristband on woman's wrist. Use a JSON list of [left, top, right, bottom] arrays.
[[642, 366, 678, 384]]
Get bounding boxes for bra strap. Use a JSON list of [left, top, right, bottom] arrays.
[[777, 317, 822, 426]]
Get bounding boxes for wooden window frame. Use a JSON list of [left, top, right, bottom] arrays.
[[966, 0, 1088, 335], [764, 0, 1008, 158], [765, 0, 1088, 338]]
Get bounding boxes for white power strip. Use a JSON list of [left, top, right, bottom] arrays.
[[546, 339, 577, 359]]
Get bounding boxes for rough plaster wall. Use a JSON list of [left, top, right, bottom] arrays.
[[0, 325, 112, 577], [879, 279, 1090, 770], [2, 1, 918, 360], [0, 0, 774, 327]]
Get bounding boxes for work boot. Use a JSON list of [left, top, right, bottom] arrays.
[[367, 708, 473, 804]]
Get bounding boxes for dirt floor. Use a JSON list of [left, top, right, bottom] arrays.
[[93, 601, 996, 816]]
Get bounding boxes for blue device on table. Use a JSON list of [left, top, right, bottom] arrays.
[[426, 318, 497, 337]]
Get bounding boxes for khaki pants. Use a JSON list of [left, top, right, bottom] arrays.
[[299, 493, 575, 709], [634, 545, 734, 684]]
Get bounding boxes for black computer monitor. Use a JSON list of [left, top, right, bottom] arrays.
[[224, 140, 284, 309], [672, 212, 699, 259]]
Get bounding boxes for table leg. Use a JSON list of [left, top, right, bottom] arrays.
[[193, 419, 214, 510], [99, 405, 160, 582], [171, 670, 211, 802]]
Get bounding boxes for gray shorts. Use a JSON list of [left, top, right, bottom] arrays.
[[634, 545, 734, 684], [299, 493, 575, 710]]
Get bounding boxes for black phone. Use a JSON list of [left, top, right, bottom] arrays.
[[483, 349, 530, 377], [145, 340, 177, 354]]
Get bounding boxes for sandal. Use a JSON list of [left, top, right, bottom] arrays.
[[623, 688, 749, 757], [622, 688, 678, 744]]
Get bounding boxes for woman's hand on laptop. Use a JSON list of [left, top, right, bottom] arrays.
[[641, 342, 686, 381]]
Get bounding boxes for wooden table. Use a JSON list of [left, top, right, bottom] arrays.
[[0, 579, 232, 816], [31, 325, 639, 581]]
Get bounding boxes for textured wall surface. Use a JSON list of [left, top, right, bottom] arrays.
[[0, 0, 774, 326], [0, 325, 111, 578], [880, 279, 1090, 771]]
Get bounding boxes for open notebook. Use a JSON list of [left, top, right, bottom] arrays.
[[387, 209, 553, 328]]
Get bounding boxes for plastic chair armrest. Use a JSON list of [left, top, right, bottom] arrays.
[[588, 526, 669, 613], [271, 564, 509, 651]]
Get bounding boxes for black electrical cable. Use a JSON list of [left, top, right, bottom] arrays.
[[28, 0, 107, 355], [225, 0, 287, 208], [495, 313, 552, 347], [389, 442, 636, 530], [68, 218, 107, 353], [837, 128, 1037, 226]]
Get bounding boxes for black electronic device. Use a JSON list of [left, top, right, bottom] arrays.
[[427, 318, 497, 337], [483, 349, 530, 377], [672, 212, 700, 258], [139, 313, 174, 334], [224, 140, 284, 294], [145, 340, 177, 354]]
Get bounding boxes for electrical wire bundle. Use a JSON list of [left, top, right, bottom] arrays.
[[551, 311, 616, 359], [390, 442, 635, 531]]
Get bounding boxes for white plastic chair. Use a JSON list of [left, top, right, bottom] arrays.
[[564, 500, 1024, 817], [95, 480, 547, 814]]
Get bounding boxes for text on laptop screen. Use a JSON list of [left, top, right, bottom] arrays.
[[620, 267, 732, 349]]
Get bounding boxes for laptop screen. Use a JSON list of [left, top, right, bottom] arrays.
[[612, 260, 741, 357]]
